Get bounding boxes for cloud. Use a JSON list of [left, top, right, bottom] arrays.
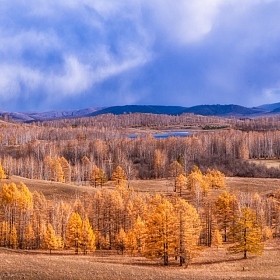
[[143, 0, 223, 45], [1, 0, 280, 110]]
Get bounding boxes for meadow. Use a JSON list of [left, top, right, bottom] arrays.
[[1, 175, 280, 279]]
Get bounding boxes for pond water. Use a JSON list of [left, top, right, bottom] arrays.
[[128, 131, 190, 139]]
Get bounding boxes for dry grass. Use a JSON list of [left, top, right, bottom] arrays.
[[248, 159, 280, 169], [0, 239, 280, 279], [0, 176, 95, 200], [2, 175, 280, 199]]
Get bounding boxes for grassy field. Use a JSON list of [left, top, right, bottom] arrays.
[[248, 159, 280, 169], [1, 174, 280, 199], [0, 238, 279, 280]]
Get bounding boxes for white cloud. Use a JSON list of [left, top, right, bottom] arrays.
[[142, 0, 223, 45]]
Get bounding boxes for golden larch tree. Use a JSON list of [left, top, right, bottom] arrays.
[[228, 207, 264, 259], [215, 191, 238, 242], [66, 212, 83, 254], [111, 165, 127, 186], [174, 198, 201, 266], [115, 228, 127, 254], [80, 217, 96, 254], [0, 162, 6, 180], [43, 223, 60, 254], [144, 198, 177, 266]]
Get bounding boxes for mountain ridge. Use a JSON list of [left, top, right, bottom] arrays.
[[1, 102, 279, 122]]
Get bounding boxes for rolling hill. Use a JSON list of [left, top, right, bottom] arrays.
[[1, 102, 280, 122]]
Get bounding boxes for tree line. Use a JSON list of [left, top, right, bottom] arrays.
[[2, 127, 280, 182]]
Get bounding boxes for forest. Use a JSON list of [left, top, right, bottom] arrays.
[[0, 113, 280, 268]]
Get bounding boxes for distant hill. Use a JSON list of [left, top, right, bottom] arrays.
[[270, 107, 280, 113], [87, 105, 186, 117], [26, 107, 102, 121], [0, 103, 278, 122], [181, 104, 266, 116], [257, 102, 280, 111], [0, 107, 102, 122], [87, 104, 266, 117]]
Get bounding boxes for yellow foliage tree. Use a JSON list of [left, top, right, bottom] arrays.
[[66, 212, 83, 254], [144, 198, 177, 266], [174, 198, 201, 266], [215, 191, 238, 242], [0, 162, 6, 180], [81, 217, 96, 254], [228, 207, 264, 259], [111, 166, 127, 186], [10, 225, 18, 249], [0, 221, 9, 247], [212, 229, 223, 249], [90, 166, 107, 188], [24, 223, 35, 249], [115, 228, 127, 254], [187, 165, 209, 195], [205, 169, 226, 190], [43, 223, 60, 254], [125, 230, 137, 256], [175, 174, 188, 196], [59, 157, 71, 183]]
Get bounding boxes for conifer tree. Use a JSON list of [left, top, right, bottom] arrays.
[[175, 174, 188, 196], [44, 223, 59, 254], [81, 217, 96, 254], [111, 166, 127, 186], [0, 162, 6, 180], [215, 191, 238, 242], [228, 207, 264, 259], [125, 230, 137, 256], [0, 221, 9, 247], [144, 198, 177, 266], [212, 229, 223, 249], [24, 223, 35, 249], [115, 228, 127, 254], [90, 166, 107, 188], [174, 198, 201, 266], [132, 215, 146, 254], [10, 225, 18, 249], [59, 157, 71, 183], [66, 212, 83, 254], [205, 169, 226, 190]]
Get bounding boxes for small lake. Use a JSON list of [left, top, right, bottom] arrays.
[[128, 131, 190, 139]]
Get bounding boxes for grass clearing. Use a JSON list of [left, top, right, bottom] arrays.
[[0, 238, 279, 279], [248, 159, 280, 169]]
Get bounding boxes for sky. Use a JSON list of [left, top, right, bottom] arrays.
[[1, 0, 280, 112]]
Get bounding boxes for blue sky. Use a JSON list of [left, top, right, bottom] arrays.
[[1, 0, 280, 112]]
